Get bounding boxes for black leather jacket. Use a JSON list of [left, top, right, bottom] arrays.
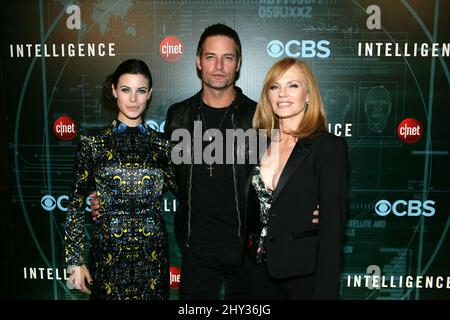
[[164, 87, 257, 248]]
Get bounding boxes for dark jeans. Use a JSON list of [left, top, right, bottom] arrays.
[[245, 258, 315, 300], [179, 243, 249, 300]]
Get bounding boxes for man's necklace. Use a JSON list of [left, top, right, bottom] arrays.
[[199, 101, 233, 177]]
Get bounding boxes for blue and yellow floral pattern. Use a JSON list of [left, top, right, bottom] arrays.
[[64, 120, 177, 300]]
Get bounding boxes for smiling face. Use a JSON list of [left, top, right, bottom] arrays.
[[196, 35, 241, 91], [112, 73, 152, 125], [268, 65, 309, 121]]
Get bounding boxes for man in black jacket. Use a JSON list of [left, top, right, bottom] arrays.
[[164, 23, 257, 300]]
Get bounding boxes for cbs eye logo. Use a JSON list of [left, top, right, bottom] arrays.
[[375, 199, 435, 217], [146, 120, 165, 133], [41, 195, 68, 211], [266, 39, 331, 58], [41, 195, 92, 212]]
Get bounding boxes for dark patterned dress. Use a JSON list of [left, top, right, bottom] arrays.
[[64, 120, 177, 300], [251, 165, 273, 264]]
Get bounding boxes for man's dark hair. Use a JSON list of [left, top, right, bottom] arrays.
[[196, 23, 242, 60]]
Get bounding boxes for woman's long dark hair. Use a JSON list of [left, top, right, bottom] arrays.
[[102, 59, 153, 117]]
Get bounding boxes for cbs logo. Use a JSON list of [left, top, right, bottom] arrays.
[[267, 39, 330, 58], [41, 195, 92, 212], [375, 199, 435, 217], [146, 119, 165, 133]]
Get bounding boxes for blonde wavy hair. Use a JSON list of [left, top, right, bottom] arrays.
[[253, 58, 327, 139]]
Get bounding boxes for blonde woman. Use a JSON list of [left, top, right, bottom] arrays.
[[247, 58, 348, 299]]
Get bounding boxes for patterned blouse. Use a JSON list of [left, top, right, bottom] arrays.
[[64, 120, 177, 300], [251, 165, 273, 264]]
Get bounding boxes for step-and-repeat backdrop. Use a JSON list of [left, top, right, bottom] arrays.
[[1, 0, 449, 299]]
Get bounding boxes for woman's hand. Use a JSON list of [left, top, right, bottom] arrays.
[[89, 191, 101, 221], [312, 204, 319, 224], [67, 265, 93, 295]]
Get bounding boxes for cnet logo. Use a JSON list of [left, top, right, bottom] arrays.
[[267, 39, 330, 58], [53, 116, 77, 141], [375, 199, 435, 217], [160, 36, 183, 62], [397, 118, 423, 144], [169, 266, 181, 288]]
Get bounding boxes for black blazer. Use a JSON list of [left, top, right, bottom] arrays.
[[246, 132, 348, 299]]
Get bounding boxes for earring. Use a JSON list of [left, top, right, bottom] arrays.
[[304, 101, 309, 112]]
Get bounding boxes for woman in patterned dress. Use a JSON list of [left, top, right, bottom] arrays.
[[64, 59, 177, 300]]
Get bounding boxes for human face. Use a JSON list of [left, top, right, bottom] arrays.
[[112, 73, 152, 126], [269, 65, 309, 121], [365, 98, 391, 122], [196, 35, 241, 91]]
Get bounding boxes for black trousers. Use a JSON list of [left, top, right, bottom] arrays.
[[245, 258, 315, 300], [179, 243, 249, 300]]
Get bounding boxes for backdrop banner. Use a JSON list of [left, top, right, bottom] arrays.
[[1, 0, 449, 300]]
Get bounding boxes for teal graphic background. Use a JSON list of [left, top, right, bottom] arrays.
[[1, 0, 449, 299]]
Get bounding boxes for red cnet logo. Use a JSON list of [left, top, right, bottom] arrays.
[[397, 118, 422, 144], [53, 116, 77, 141], [160, 36, 183, 62], [169, 266, 181, 288]]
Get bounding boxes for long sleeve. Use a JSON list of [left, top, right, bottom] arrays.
[[162, 138, 179, 200], [64, 133, 95, 266], [313, 137, 348, 299]]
